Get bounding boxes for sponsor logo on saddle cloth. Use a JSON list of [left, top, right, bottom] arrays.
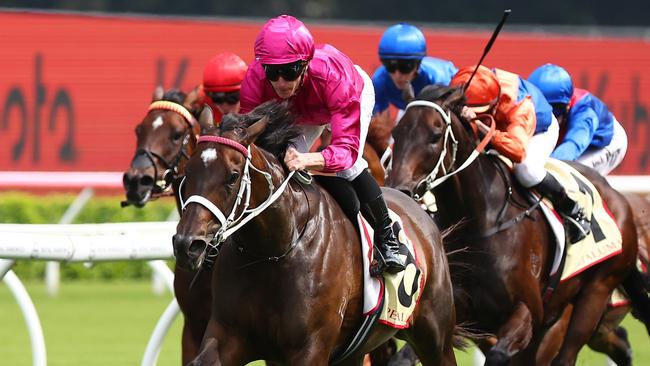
[[357, 211, 424, 329], [543, 159, 623, 281]]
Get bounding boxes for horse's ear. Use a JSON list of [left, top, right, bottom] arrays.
[[183, 86, 201, 114], [152, 86, 164, 101], [198, 105, 215, 133], [245, 116, 270, 145], [441, 87, 466, 111]]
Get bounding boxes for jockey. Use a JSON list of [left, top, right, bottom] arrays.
[[199, 52, 248, 122], [450, 65, 591, 243], [528, 63, 628, 175], [372, 23, 458, 117], [240, 15, 406, 273]]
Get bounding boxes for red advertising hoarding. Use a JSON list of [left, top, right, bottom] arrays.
[[1, 11, 649, 175]]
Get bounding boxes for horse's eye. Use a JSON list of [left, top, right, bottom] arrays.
[[172, 131, 183, 141], [227, 171, 240, 185], [135, 125, 143, 135]]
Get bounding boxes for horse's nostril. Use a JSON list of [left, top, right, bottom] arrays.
[[172, 234, 180, 256], [140, 175, 154, 187], [188, 239, 207, 258]]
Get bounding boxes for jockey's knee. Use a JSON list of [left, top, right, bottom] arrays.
[[514, 162, 546, 188], [313, 175, 360, 224]]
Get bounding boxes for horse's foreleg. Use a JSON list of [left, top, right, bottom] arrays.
[[536, 305, 572, 365], [175, 265, 212, 364], [181, 319, 204, 364], [485, 301, 534, 366], [188, 321, 249, 366], [551, 281, 614, 366], [188, 337, 222, 366]]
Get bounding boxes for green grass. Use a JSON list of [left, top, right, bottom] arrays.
[[0, 281, 647, 365], [0, 281, 183, 366]]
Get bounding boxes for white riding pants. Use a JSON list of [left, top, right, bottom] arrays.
[[513, 115, 560, 188], [576, 118, 628, 175]]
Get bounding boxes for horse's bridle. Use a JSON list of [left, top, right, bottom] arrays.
[[133, 101, 199, 197], [178, 135, 297, 252], [403, 100, 495, 200]]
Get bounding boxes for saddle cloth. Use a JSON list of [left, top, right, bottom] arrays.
[[493, 155, 622, 281], [358, 210, 424, 329], [541, 159, 623, 282]]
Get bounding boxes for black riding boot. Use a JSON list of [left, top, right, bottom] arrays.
[[352, 170, 406, 274], [534, 173, 591, 243]]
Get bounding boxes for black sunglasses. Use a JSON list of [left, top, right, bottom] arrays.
[[381, 59, 420, 74], [263, 61, 307, 82], [206, 91, 240, 105]]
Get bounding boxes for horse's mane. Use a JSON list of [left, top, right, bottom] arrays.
[[416, 84, 466, 115], [162, 89, 187, 105], [220, 101, 300, 161]]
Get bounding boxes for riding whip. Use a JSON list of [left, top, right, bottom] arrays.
[[463, 9, 512, 91]]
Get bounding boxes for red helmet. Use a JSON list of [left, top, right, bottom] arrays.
[[202, 52, 248, 93], [450, 65, 501, 113]]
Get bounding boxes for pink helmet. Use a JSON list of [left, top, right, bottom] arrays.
[[254, 15, 315, 65]]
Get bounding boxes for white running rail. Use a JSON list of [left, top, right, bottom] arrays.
[[0, 221, 178, 366]]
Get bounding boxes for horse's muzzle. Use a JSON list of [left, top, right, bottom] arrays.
[[122, 171, 155, 207], [172, 233, 208, 271]]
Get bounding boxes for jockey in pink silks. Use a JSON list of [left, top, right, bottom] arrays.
[[240, 15, 405, 273]]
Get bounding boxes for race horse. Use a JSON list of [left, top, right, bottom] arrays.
[[385, 84, 650, 365], [122, 87, 391, 364], [172, 102, 457, 365], [122, 86, 212, 364]]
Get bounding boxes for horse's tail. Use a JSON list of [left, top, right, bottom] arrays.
[[621, 265, 650, 335]]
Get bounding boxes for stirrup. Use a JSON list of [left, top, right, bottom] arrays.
[[563, 215, 591, 244], [370, 246, 386, 277], [370, 244, 406, 276]]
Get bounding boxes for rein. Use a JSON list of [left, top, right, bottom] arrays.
[[134, 101, 199, 196], [179, 135, 297, 255], [404, 100, 496, 200], [409, 100, 544, 238]]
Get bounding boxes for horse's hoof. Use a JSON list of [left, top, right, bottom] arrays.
[[485, 348, 510, 366]]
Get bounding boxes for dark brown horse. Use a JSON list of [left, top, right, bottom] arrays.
[[386, 84, 649, 365], [122, 87, 393, 365], [122, 86, 214, 364], [172, 102, 457, 365]]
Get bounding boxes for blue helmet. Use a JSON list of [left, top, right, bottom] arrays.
[[378, 23, 426, 60], [528, 63, 574, 105]]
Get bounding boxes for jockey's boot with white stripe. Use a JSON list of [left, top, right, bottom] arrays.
[[534, 172, 591, 243]]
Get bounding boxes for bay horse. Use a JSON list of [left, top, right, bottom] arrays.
[[122, 87, 392, 364], [122, 86, 213, 364], [386, 84, 650, 365], [172, 102, 457, 365]]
